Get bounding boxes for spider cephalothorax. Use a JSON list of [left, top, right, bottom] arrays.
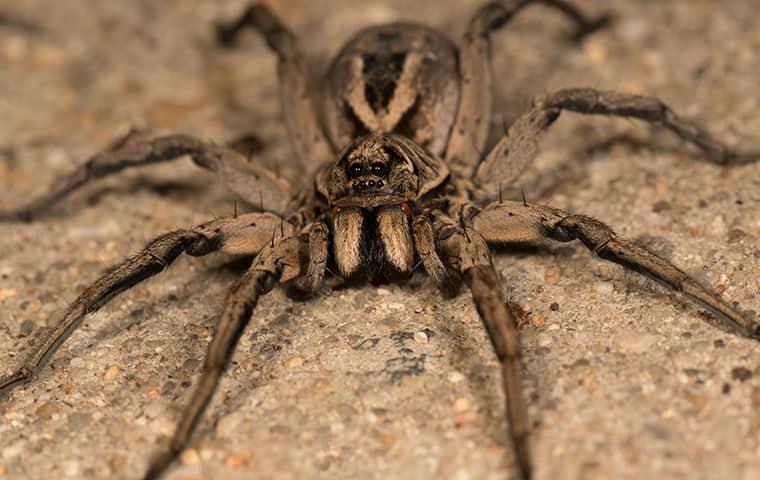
[[320, 133, 448, 280], [1, 2, 759, 480]]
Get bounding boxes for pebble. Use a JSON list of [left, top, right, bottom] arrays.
[[731, 366, 752, 382], [544, 266, 561, 284], [151, 416, 176, 437], [376, 433, 396, 447], [312, 378, 331, 391], [583, 40, 607, 64], [285, 356, 304, 368], [447, 371, 465, 384], [35, 402, 60, 419], [453, 410, 479, 427], [180, 448, 201, 466], [224, 450, 252, 468], [18, 319, 34, 337], [592, 281, 614, 295], [104, 365, 120, 381], [452, 397, 472, 413], [413, 331, 428, 343]]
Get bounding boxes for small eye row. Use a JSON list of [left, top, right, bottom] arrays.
[[352, 179, 384, 190], [348, 162, 388, 178]]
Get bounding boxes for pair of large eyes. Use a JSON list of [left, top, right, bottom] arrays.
[[348, 162, 388, 178]]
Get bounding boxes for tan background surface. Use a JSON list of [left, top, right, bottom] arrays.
[[1, 1, 759, 479]]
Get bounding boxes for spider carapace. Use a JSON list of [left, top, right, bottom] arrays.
[[1, 2, 759, 480]]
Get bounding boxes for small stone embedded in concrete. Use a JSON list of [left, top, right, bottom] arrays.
[[180, 448, 201, 466], [452, 397, 472, 413], [447, 371, 465, 384], [285, 356, 304, 368], [104, 364, 120, 381], [731, 366, 752, 382], [224, 450, 252, 468], [531, 313, 545, 327], [34, 402, 60, 419], [593, 281, 614, 295], [413, 330, 428, 343], [544, 266, 561, 284], [18, 318, 33, 337], [376, 433, 395, 447], [152, 416, 176, 437]]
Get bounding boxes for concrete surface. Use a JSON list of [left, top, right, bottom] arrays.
[[1, 1, 759, 479]]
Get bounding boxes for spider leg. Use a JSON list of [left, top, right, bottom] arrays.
[[0, 212, 293, 398], [142, 235, 303, 480], [411, 214, 460, 295], [472, 200, 760, 339], [217, 4, 334, 178], [446, 0, 610, 177], [474, 88, 760, 191], [293, 221, 329, 294], [0, 132, 292, 222], [436, 226, 532, 479]]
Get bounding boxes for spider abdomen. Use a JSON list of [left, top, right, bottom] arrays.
[[323, 23, 460, 156]]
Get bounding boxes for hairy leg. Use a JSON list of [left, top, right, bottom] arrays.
[[474, 88, 760, 192], [446, 0, 609, 177], [143, 236, 302, 480], [438, 226, 532, 479], [217, 4, 334, 178], [472, 200, 760, 339], [0, 132, 291, 221], [411, 214, 459, 295], [0, 212, 293, 398], [293, 221, 329, 294]]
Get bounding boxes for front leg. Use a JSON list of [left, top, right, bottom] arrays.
[[0, 212, 293, 399], [217, 4, 334, 178], [472, 200, 760, 339], [436, 225, 533, 479], [143, 235, 303, 480], [474, 88, 760, 192], [0, 131, 292, 221], [446, 0, 609, 177]]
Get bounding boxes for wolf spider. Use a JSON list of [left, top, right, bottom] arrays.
[[1, 1, 759, 479]]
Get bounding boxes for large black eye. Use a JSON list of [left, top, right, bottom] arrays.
[[371, 162, 388, 176], [348, 163, 364, 178]]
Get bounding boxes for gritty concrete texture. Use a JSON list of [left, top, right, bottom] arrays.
[[1, 1, 759, 480]]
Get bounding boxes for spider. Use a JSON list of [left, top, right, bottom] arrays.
[[1, 1, 759, 479]]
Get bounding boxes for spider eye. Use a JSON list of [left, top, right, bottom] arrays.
[[371, 162, 388, 176], [348, 163, 364, 178]]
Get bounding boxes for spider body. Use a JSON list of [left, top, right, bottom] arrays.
[[1, 2, 759, 480]]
